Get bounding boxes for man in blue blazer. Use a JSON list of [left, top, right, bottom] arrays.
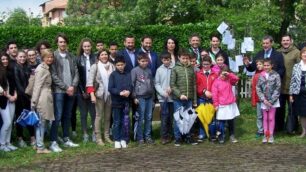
[[118, 35, 138, 73], [244, 35, 285, 79], [136, 35, 159, 78]]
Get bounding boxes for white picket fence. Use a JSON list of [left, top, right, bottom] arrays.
[[239, 78, 252, 98]]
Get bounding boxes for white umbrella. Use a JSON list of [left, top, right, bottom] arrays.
[[174, 107, 185, 134], [182, 107, 197, 134]]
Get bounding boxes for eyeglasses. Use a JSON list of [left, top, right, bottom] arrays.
[[202, 63, 211, 66]]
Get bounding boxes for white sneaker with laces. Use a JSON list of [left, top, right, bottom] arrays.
[[114, 141, 121, 149], [262, 136, 268, 143], [120, 140, 127, 148], [230, 135, 238, 143], [6, 143, 18, 151], [0, 144, 11, 152], [64, 139, 79, 147], [50, 141, 63, 153], [268, 136, 274, 144]]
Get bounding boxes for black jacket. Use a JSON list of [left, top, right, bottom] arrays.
[[14, 63, 30, 97], [246, 48, 285, 79], [108, 70, 132, 108], [117, 49, 138, 73], [0, 68, 17, 109], [76, 54, 97, 94]]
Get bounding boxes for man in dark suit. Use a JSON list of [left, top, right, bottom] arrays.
[[188, 33, 202, 65], [244, 35, 286, 132], [244, 35, 285, 79], [136, 35, 159, 78], [118, 35, 137, 73]]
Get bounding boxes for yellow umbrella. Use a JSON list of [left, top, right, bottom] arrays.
[[195, 103, 215, 137]]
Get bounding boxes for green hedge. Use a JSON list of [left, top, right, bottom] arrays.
[[0, 23, 219, 55]]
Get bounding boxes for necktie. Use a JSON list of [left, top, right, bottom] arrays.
[[264, 51, 269, 58]]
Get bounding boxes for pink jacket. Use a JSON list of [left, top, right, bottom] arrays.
[[212, 73, 239, 108]]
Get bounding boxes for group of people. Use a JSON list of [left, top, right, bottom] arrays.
[[0, 32, 305, 154]]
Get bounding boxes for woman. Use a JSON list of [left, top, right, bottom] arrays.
[[31, 49, 55, 153], [87, 49, 115, 145], [76, 38, 96, 143], [14, 50, 35, 147], [0, 53, 18, 152], [289, 47, 306, 137], [163, 37, 180, 64], [35, 40, 51, 63]]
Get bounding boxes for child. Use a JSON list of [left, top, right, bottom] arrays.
[[251, 59, 264, 137], [108, 56, 132, 148], [212, 66, 240, 143], [211, 54, 227, 74], [256, 59, 281, 144], [155, 52, 174, 145], [170, 51, 197, 146], [131, 53, 155, 145], [196, 56, 218, 142], [190, 55, 200, 72]]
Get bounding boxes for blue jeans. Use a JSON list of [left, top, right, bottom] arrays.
[[173, 99, 192, 141], [112, 107, 124, 141], [160, 101, 173, 139], [136, 97, 153, 141], [50, 93, 75, 142]]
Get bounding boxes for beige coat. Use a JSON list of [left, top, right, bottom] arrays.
[[31, 63, 55, 121], [86, 62, 115, 99]]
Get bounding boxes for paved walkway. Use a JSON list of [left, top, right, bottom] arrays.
[[18, 143, 306, 172]]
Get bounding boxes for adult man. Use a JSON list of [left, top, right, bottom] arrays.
[[277, 34, 300, 133], [95, 39, 104, 56], [108, 42, 118, 64], [136, 35, 159, 77], [118, 35, 138, 72], [244, 35, 285, 132], [6, 40, 18, 67], [50, 33, 79, 152], [207, 34, 229, 66], [188, 33, 202, 65], [244, 35, 285, 79]]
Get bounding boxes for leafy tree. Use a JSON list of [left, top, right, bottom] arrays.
[[4, 8, 41, 26]]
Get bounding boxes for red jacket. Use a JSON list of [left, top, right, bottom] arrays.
[[251, 70, 263, 107], [196, 70, 218, 98]]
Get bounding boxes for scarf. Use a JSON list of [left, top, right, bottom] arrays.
[[300, 60, 306, 71], [98, 61, 112, 101]]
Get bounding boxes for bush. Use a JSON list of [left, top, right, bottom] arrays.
[[0, 23, 218, 54]]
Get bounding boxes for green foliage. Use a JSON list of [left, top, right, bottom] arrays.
[[4, 8, 41, 27], [0, 24, 217, 54]]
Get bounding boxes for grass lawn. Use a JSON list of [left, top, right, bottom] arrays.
[[0, 98, 305, 169]]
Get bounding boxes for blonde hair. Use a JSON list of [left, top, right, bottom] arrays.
[[41, 49, 53, 61], [300, 47, 306, 58]]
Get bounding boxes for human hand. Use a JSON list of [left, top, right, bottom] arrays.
[[205, 90, 212, 99], [289, 96, 294, 103], [180, 95, 188, 100], [243, 56, 250, 66], [91, 94, 96, 103], [66, 86, 74, 96], [134, 98, 139, 105]]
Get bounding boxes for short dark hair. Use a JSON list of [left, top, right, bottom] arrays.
[[35, 40, 51, 54], [263, 58, 273, 65], [96, 48, 109, 59], [6, 39, 17, 50], [124, 35, 135, 41], [114, 54, 125, 64], [255, 59, 264, 64], [202, 56, 212, 64], [263, 35, 274, 43], [179, 49, 192, 58], [281, 33, 292, 40], [96, 39, 104, 44], [141, 35, 152, 42], [210, 32, 221, 41], [137, 52, 149, 60], [189, 33, 200, 41], [216, 53, 225, 60], [55, 33, 69, 44], [109, 41, 118, 47], [160, 52, 171, 60]]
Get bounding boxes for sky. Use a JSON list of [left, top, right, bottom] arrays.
[[0, 0, 46, 18]]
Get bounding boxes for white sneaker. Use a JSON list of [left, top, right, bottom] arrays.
[[18, 139, 27, 148], [64, 139, 79, 147], [262, 136, 268, 143], [50, 141, 63, 153], [120, 140, 127, 148], [268, 136, 274, 144], [6, 143, 18, 151], [0, 144, 11, 152], [114, 141, 121, 149]]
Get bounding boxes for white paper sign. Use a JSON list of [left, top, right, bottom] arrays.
[[217, 22, 229, 34], [227, 38, 236, 50], [241, 42, 246, 53], [229, 57, 239, 72], [222, 30, 232, 45], [235, 55, 244, 66], [244, 37, 254, 52]]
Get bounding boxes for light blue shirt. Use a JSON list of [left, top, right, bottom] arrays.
[[264, 48, 272, 58], [126, 48, 136, 67]]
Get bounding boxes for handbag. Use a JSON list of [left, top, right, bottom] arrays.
[[16, 109, 40, 127]]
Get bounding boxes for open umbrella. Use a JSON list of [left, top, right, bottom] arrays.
[[195, 103, 215, 137]]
